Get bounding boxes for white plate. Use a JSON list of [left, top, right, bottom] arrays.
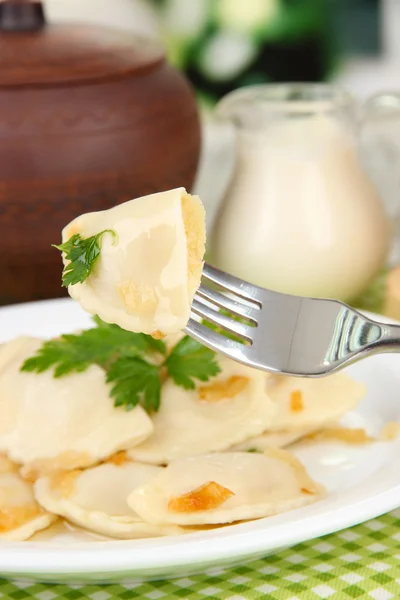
[[0, 298, 399, 584]]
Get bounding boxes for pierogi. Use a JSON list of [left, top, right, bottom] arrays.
[[228, 372, 364, 452], [61, 188, 205, 336], [34, 458, 183, 539], [128, 356, 275, 464], [0, 184, 371, 542], [0, 337, 153, 475], [265, 372, 366, 431], [128, 450, 325, 526], [0, 454, 55, 540]]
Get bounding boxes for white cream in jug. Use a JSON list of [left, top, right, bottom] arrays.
[[210, 114, 390, 301]]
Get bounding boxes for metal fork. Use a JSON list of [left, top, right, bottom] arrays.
[[184, 263, 400, 377]]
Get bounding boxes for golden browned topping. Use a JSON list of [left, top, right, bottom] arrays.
[[118, 281, 157, 315], [151, 330, 166, 340], [181, 193, 206, 293], [21, 451, 93, 482], [182, 522, 234, 531], [199, 376, 249, 402], [106, 451, 128, 466], [20, 470, 38, 485], [301, 487, 316, 495], [306, 427, 374, 445], [379, 422, 400, 441], [290, 390, 304, 412], [0, 505, 42, 533], [50, 470, 82, 497], [168, 481, 235, 513], [0, 454, 18, 475]]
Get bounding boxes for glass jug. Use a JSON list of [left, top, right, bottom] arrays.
[[209, 84, 393, 302], [360, 93, 400, 266]]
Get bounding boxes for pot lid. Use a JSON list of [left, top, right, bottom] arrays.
[[0, 1, 164, 87]]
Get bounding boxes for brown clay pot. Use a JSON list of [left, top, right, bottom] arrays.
[[0, 1, 201, 305]]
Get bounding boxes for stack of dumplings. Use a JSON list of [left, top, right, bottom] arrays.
[[0, 334, 366, 541]]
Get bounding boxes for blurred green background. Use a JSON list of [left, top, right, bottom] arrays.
[[48, 0, 391, 103], [150, 0, 381, 107]]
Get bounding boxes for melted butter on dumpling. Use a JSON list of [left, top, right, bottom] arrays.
[[265, 372, 366, 432], [128, 355, 275, 464], [34, 459, 184, 539], [128, 450, 325, 526], [0, 454, 55, 540], [0, 337, 153, 476], [62, 188, 205, 335]]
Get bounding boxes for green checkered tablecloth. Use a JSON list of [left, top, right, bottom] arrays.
[[1, 510, 399, 600]]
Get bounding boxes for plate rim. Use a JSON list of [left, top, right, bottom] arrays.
[[1, 477, 399, 575]]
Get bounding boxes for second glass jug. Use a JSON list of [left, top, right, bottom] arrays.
[[209, 84, 391, 302]]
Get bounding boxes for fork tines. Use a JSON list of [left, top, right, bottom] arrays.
[[186, 263, 260, 346]]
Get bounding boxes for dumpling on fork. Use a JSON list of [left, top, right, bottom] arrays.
[[61, 188, 206, 336]]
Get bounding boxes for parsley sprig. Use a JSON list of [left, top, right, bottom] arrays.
[[54, 230, 116, 287], [165, 336, 221, 389], [107, 357, 162, 413], [21, 318, 220, 413]]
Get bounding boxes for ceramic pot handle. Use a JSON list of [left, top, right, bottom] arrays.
[[0, 0, 46, 31]]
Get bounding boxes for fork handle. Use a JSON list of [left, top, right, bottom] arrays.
[[322, 312, 400, 374], [377, 322, 400, 352]]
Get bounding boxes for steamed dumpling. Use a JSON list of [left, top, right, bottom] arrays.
[[265, 373, 366, 431], [128, 450, 325, 526], [62, 188, 206, 335], [34, 457, 183, 539], [0, 337, 153, 476], [128, 355, 275, 464], [0, 454, 55, 540], [229, 372, 364, 451]]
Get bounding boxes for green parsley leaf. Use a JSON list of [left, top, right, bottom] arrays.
[[21, 317, 220, 413], [21, 317, 166, 377], [21, 336, 96, 378], [165, 336, 221, 390], [91, 317, 167, 358], [107, 356, 161, 412], [54, 230, 116, 287]]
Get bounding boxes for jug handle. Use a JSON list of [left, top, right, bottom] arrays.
[[360, 91, 400, 171], [363, 91, 400, 121], [360, 92, 400, 266], [360, 91, 400, 163]]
